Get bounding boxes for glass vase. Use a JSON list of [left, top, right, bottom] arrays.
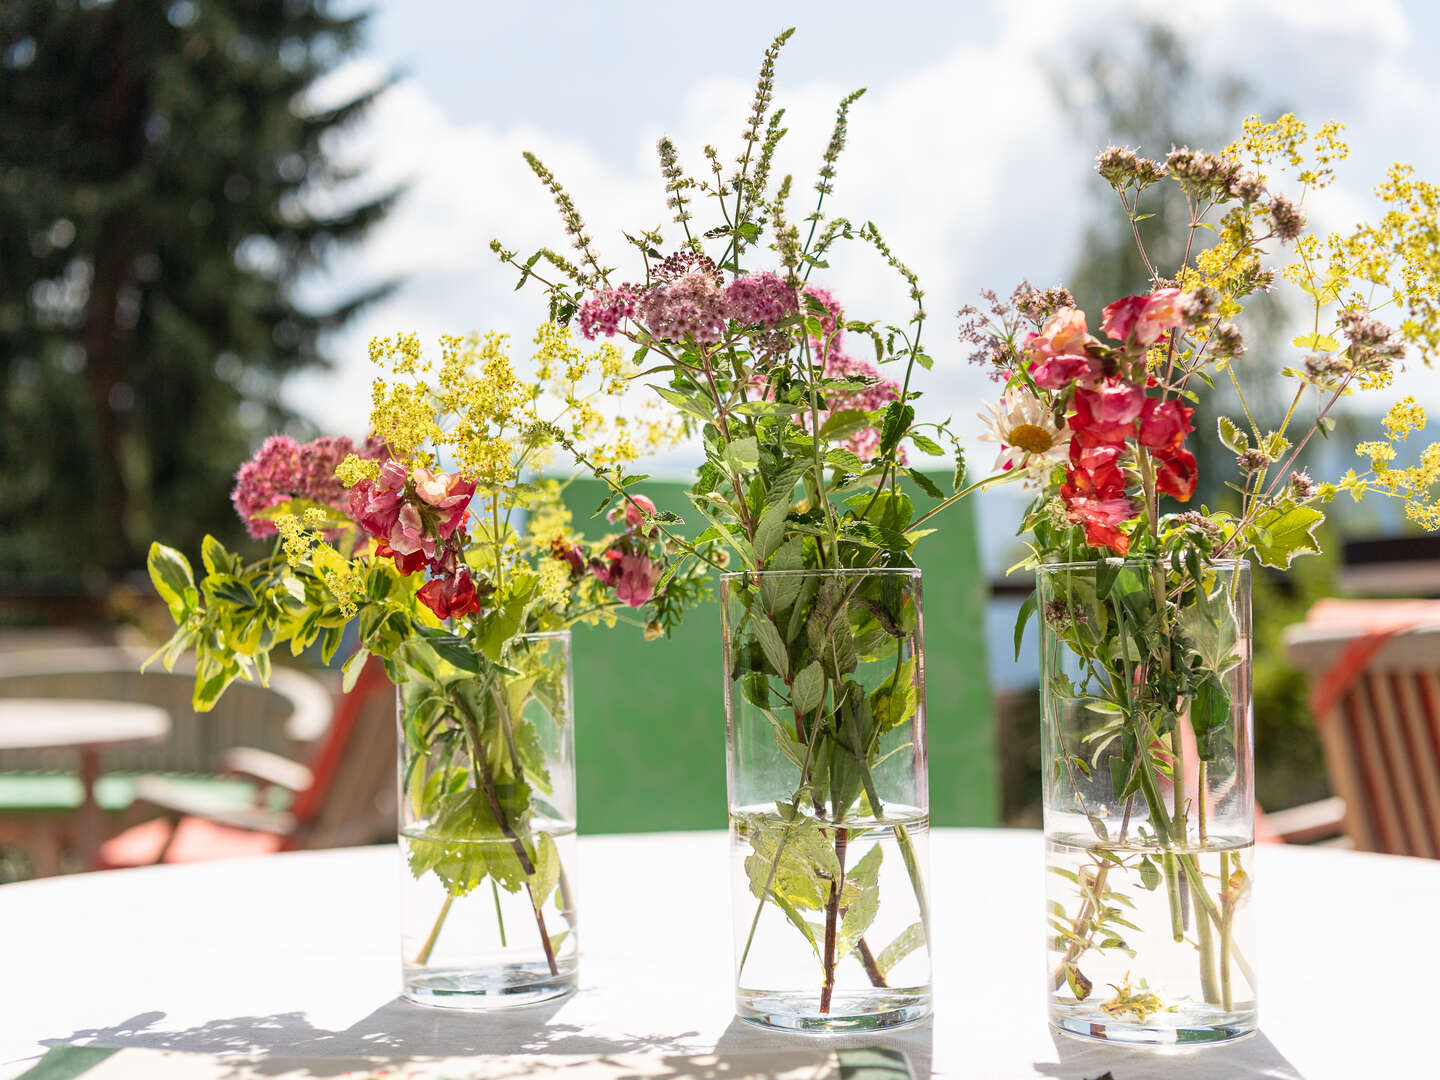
[[722, 568, 931, 1032], [1038, 558, 1255, 1045], [396, 631, 578, 1009]]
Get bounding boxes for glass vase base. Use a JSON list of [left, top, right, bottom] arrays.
[[736, 988, 931, 1033], [403, 961, 577, 1011], [1051, 1004, 1257, 1047]]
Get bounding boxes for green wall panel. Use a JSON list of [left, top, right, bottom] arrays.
[[561, 475, 996, 834]]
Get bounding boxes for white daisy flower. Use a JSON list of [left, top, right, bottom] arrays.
[[977, 389, 1072, 476]]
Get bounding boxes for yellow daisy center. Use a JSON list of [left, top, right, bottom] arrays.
[[1007, 423, 1054, 454]]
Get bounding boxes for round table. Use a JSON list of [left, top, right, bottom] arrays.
[[0, 829, 1432, 1078], [0, 700, 171, 870]]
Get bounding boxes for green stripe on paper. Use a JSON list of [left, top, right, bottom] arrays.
[[12, 1046, 120, 1080], [835, 1047, 914, 1080]]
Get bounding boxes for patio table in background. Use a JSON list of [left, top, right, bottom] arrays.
[[1, 829, 1433, 1078], [0, 701, 170, 872]]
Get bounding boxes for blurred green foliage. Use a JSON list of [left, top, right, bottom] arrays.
[[0, 0, 398, 579]]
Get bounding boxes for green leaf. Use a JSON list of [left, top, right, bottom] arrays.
[[650, 384, 713, 422], [879, 403, 915, 457], [725, 437, 760, 472], [909, 433, 944, 456], [1217, 416, 1248, 454], [1138, 856, 1161, 891], [952, 450, 967, 493], [1178, 583, 1241, 674], [790, 661, 825, 716], [201, 535, 233, 577], [819, 409, 872, 441], [838, 845, 883, 956], [905, 467, 945, 500], [1065, 963, 1093, 1001], [752, 614, 791, 679], [148, 542, 195, 614], [1094, 557, 1120, 601], [341, 648, 370, 693], [423, 633, 484, 674], [1013, 589, 1037, 662], [876, 921, 925, 976], [531, 831, 562, 907], [1191, 674, 1232, 760], [754, 501, 788, 563], [825, 447, 864, 473], [870, 657, 917, 736], [1243, 500, 1325, 569]]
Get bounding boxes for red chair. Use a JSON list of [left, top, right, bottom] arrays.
[[98, 659, 394, 866], [1278, 600, 1440, 855]]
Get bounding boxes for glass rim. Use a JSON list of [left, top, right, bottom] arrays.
[[515, 630, 572, 641], [718, 566, 922, 582], [1034, 555, 1250, 572]]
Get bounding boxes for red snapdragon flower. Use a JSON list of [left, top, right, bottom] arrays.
[[1138, 399, 1195, 452], [1059, 460, 1138, 555], [1071, 380, 1145, 443], [417, 569, 485, 620], [1152, 445, 1198, 501]]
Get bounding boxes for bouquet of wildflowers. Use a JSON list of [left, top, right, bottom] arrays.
[[962, 116, 1440, 1030], [494, 29, 995, 1022], [146, 323, 705, 977]]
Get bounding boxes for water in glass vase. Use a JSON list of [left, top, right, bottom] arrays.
[[730, 806, 931, 1033], [1046, 835, 1256, 1045], [399, 824, 578, 1009]]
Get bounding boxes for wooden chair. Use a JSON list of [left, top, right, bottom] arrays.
[[1284, 614, 1440, 857], [96, 658, 395, 866], [0, 646, 332, 875]]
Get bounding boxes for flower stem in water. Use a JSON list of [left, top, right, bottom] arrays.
[[491, 879, 508, 947], [414, 894, 454, 966]]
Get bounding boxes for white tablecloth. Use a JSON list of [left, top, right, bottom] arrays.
[[1, 829, 1433, 1078]]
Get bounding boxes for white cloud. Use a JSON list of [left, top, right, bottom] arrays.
[[288, 0, 1440, 484]]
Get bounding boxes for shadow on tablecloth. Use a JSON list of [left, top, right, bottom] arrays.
[[1037, 1027, 1303, 1079], [38, 997, 708, 1076], [714, 1017, 932, 1078]]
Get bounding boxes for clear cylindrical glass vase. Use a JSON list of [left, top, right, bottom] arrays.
[[722, 568, 931, 1033], [396, 631, 578, 1009], [1038, 558, 1255, 1045]]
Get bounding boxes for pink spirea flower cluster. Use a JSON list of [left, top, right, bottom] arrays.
[[231, 435, 359, 539], [636, 269, 730, 344], [576, 285, 637, 340], [576, 267, 800, 343], [724, 272, 798, 330], [820, 345, 905, 463]]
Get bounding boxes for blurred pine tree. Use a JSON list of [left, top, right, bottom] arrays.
[[0, 0, 399, 581]]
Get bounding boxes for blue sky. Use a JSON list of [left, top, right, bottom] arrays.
[[295, 0, 1440, 478]]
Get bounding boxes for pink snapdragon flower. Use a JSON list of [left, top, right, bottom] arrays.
[[1025, 307, 1092, 362], [411, 467, 476, 538], [608, 492, 656, 528], [593, 550, 660, 608], [1102, 289, 1187, 347], [387, 503, 436, 560]]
